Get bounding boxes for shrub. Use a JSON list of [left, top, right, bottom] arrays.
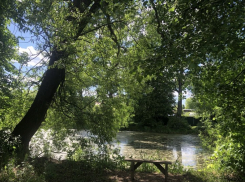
[[0, 129, 21, 170], [168, 117, 190, 130]]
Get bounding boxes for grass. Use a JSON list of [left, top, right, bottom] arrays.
[[1, 155, 244, 182], [0, 157, 236, 182]]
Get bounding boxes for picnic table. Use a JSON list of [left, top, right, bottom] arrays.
[[125, 159, 172, 182]]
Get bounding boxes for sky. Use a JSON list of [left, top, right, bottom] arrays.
[[9, 22, 47, 67], [174, 90, 192, 105], [8, 22, 191, 105], [9, 22, 35, 49]]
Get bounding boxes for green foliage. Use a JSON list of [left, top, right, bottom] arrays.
[[133, 75, 175, 128], [185, 98, 198, 109], [1, 142, 127, 182], [0, 130, 21, 169], [0, 0, 244, 177], [193, 55, 245, 174], [0, 0, 36, 128], [168, 117, 189, 129], [200, 110, 245, 176], [124, 117, 199, 134], [0, 160, 45, 182], [0, 0, 18, 121], [0, 90, 36, 130]]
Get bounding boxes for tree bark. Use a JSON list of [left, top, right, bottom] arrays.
[[176, 77, 182, 117]]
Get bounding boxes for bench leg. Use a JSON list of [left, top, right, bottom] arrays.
[[165, 164, 168, 182], [131, 161, 135, 181], [154, 163, 169, 182]]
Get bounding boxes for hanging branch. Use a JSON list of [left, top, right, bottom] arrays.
[[229, 68, 245, 85], [150, 0, 164, 40], [105, 13, 121, 57]]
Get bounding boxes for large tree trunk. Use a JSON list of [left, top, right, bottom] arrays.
[[12, 50, 65, 153]]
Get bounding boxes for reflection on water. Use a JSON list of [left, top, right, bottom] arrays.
[[112, 131, 209, 169]]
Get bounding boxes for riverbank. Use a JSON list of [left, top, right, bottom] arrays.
[[120, 116, 204, 135], [120, 121, 202, 135]]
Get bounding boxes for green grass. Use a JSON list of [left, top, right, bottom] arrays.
[[1, 155, 244, 182]]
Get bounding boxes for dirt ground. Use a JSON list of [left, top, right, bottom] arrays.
[[106, 171, 188, 182]]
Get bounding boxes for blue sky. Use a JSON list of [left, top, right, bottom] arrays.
[[9, 22, 47, 67], [9, 22, 35, 49]]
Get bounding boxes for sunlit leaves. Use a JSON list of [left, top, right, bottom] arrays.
[[0, 0, 23, 124], [1, 0, 244, 173]]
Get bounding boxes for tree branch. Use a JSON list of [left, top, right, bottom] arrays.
[[150, 0, 164, 40]]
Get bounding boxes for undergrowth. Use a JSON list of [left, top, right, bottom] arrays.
[[1, 131, 244, 182]]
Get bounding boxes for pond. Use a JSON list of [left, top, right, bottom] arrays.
[[31, 130, 210, 169], [112, 131, 210, 169]]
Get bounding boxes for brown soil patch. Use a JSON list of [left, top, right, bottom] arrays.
[[106, 171, 186, 182]]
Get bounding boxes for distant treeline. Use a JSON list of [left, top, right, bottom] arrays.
[[168, 116, 201, 126]]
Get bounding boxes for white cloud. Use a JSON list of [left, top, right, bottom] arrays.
[[184, 90, 193, 98], [174, 90, 192, 98], [174, 89, 193, 105], [173, 91, 178, 97], [18, 46, 48, 66], [82, 89, 97, 97]]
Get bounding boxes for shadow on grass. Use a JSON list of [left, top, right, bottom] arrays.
[[31, 157, 229, 182], [182, 171, 208, 182], [32, 157, 118, 182]]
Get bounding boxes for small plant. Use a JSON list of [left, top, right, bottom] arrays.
[[0, 160, 45, 182], [169, 159, 186, 174], [0, 129, 21, 170]]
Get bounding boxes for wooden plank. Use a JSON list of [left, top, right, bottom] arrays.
[[125, 159, 172, 164], [134, 162, 143, 170], [153, 163, 166, 175], [130, 161, 134, 180], [153, 163, 169, 182]]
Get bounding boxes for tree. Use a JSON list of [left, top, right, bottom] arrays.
[[2, 0, 244, 174], [9, 0, 138, 155], [0, 0, 19, 120], [185, 98, 197, 109], [134, 75, 175, 128], [136, 0, 245, 173], [179, 0, 245, 174], [139, 0, 194, 118]]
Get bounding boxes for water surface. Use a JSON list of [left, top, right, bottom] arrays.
[[113, 131, 209, 169]]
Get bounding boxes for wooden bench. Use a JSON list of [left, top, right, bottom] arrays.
[[125, 159, 172, 182]]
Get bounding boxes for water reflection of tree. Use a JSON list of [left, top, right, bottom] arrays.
[[174, 144, 183, 163]]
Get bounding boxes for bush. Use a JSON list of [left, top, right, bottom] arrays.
[[200, 111, 245, 179], [0, 129, 22, 169], [168, 117, 190, 130], [0, 160, 45, 182]]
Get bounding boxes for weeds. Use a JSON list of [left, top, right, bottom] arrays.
[[0, 160, 45, 182]]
